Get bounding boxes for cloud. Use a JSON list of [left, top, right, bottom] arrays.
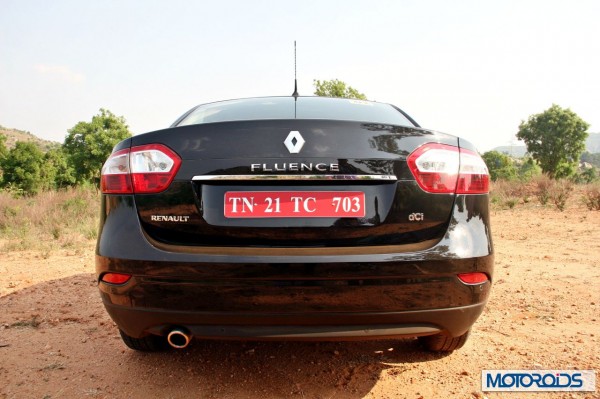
[[34, 64, 85, 83]]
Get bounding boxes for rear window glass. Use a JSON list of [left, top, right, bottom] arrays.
[[175, 97, 415, 127]]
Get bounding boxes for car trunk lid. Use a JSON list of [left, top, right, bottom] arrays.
[[130, 120, 459, 248]]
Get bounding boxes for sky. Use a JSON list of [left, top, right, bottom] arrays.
[[1, 0, 599, 152]]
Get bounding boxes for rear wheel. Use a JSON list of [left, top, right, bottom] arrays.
[[418, 329, 470, 352], [119, 329, 167, 352]]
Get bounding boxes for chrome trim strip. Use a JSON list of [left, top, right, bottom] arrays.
[[144, 237, 440, 257], [192, 174, 397, 181]]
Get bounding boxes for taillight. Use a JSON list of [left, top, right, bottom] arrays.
[[457, 272, 489, 285], [100, 149, 132, 193], [100, 272, 132, 285], [407, 143, 489, 194], [101, 144, 181, 194], [130, 144, 181, 193], [455, 149, 489, 194]]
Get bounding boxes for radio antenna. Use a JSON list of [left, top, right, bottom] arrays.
[[292, 41, 299, 98]]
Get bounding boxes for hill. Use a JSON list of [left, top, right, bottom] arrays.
[[0, 125, 59, 152], [586, 132, 600, 153], [492, 132, 600, 157], [491, 145, 528, 157]]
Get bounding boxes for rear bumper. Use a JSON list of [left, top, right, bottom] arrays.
[[97, 254, 492, 339], [96, 194, 494, 340], [102, 299, 488, 340]]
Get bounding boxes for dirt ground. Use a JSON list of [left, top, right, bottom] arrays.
[[1, 202, 598, 399]]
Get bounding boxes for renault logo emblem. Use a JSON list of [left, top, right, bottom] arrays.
[[284, 131, 305, 154]]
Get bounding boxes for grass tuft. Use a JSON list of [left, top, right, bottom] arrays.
[[0, 187, 99, 253], [10, 315, 41, 329]]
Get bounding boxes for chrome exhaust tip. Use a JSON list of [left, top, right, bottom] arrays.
[[167, 328, 191, 349]]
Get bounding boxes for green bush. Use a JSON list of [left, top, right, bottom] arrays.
[[572, 167, 598, 184], [0, 142, 46, 195], [482, 151, 517, 181], [517, 157, 542, 181]]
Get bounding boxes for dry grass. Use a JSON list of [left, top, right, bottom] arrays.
[[0, 187, 100, 253], [532, 174, 552, 205], [491, 177, 599, 212], [548, 179, 573, 211], [582, 182, 600, 210], [10, 315, 41, 329], [489, 179, 533, 209]]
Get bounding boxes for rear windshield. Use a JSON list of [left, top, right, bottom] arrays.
[[175, 97, 416, 127]]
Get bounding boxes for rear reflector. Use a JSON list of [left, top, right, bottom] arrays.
[[101, 273, 132, 285], [101, 144, 181, 194], [457, 272, 489, 285], [407, 143, 489, 194]]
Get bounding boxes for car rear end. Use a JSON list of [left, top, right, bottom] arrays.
[[96, 97, 493, 351]]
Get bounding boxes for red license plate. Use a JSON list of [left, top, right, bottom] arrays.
[[224, 191, 366, 218]]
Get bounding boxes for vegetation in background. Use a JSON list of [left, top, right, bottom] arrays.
[[0, 133, 7, 158], [0, 186, 99, 253], [582, 183, 600, 210], [43, 147, 77, 188], [534, 174, 552, 205], [0, 134, 7, 185], [485, 104, 596, 211], [489, 179, 526, 209], [517, 104, 589, 179], [0, 109, 131, 195], [572, 166, 598, 184], [518, 157, 543, 181], [313, 79, 367, 100], [1, 142, 47, 195], [490, 173, 599, 212], [63, 108, 132, 185], [482, 151, 542, 182], [549, 179, 573, 212], [581, 151, 600, 168], [482, 151, 517, 181]]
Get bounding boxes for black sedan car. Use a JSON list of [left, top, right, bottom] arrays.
[[96, 96, 493, 352]]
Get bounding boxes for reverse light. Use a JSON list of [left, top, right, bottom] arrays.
[[455, 149, 490, 194], [101, 144, 181, 194], [101, 273, 132, 285], [457, 272, 489, 285], [100, 149, 132, 193], [407, 143, 489, 194]]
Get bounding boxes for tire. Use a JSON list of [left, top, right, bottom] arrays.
[[119, 329, 168, 352], [418, 329, 470, 352]]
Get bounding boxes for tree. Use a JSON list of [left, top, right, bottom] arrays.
[[482, 151, 517, 181], [516, 104, 589, 179], [313, 79, 367, 100], [517, 156, 542, 181], [1, 141, 47, 195], [43, 147, 76, 189], [0, 134, 7, 185], [0, 133, 7, 159], [63, 109, 132, 184]]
